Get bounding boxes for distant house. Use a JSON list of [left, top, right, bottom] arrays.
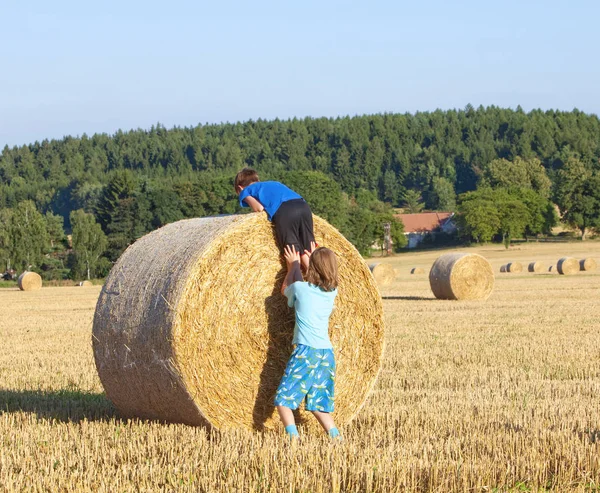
[[395, 212, 456, 248]]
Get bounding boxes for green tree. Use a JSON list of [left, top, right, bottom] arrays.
[[554, 158, 599, 239], [458, 191, 500, 243], [481, 157, 552, 198], [9, 200, 50, 270], [0, 208, 12, 271], [71, 209, 108, 280], [45, 212, 65, 248], [402, 189, 425, 213], [430, 176, 456, 211]]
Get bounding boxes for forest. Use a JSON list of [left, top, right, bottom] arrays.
[[1, 105, 600, 280]]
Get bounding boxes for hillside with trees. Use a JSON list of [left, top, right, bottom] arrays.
[[1, 106, 599, 280]]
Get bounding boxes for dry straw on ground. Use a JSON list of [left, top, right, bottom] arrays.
[[78, 281, 93, 287], [557, 257, 579, 275], [93, 214, 384, 431], [17, 271, 42, 291], [528, 261, 544, 273], [410, 267, 425, 274], [429, 253, 494, 301], [580, 258, 597, 271], [369, 263, 395, 286]]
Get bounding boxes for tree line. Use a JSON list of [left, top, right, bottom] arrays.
[[1, 106, 599, 279]]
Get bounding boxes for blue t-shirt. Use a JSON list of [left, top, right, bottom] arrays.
[[239, 181, 302, 221], [284, 281, 337, 349]]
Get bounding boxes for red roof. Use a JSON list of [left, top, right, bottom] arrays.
[[395, 212, 453, 233]]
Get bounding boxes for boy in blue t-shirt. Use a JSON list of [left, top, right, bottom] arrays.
[[234, 168, 315, 271], [274, 243, 341, 440]]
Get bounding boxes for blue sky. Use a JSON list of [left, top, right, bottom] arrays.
[[1, 0, 598, 147]]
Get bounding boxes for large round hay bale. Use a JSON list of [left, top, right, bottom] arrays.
[[93, 214, 384, 431], [528, 261, 544, 273], [505, 262, 522, 273], [580, 258, 597, 271], [429, 253, 494, 301], [17, 271, 42, 291], [369, 263, 395, 286], [557, 257, 579, 275], [410, 267, 425, 275]]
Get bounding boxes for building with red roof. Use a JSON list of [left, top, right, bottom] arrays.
[[395, 212, 456, 248]]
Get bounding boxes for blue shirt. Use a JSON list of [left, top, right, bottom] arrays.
[[239, 181, 302, 221], [284, 282, 337, 349]]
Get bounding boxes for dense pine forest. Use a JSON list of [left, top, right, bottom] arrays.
[[1, 106, 600, 280]]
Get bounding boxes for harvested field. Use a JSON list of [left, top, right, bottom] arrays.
[[2, 241, 600, 492]]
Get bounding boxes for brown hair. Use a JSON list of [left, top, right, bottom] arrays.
[[234, 168, 259, 192], [306, 247, 338, 292]]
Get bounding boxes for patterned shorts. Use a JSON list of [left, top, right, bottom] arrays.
[[274, 344, 336, 413]]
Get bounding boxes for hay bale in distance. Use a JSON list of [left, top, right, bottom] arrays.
[[369, 263, 395, 286], [580, 258, 597, 271], [429, 253, 494, 301], [500, 265, 507, 273], [17, 271, 42, 291], [528, 261, 545, 273], [411, 267, 425, 275], [79, 280, 93, 287], [93, 214, 384, 431], [548, 265, 556, 273], [505, 262, 523, 273], [557, 257, 579, 275]]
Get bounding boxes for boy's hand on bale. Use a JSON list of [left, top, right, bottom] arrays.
[[284, 244, 301, 268]]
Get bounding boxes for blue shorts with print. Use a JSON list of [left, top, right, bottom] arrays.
[[274, 344, 336, 413]]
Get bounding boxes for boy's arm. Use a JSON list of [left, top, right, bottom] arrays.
[[281, 245, 303, 296], [243, 196, 264, 213]]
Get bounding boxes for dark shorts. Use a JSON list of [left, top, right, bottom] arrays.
[[272, 199, 315, 255]]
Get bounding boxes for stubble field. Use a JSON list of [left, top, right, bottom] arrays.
[[1, 242, 600, 492]]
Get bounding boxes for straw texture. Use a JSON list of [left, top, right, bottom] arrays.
[[369, 263, 395, 286], [528, 261, 544, 273], [17, 271, 42, 291], [429, 253, 494, 301], [411, 267, 425, 275], [93, 214, 385, 431], [557, 257, 579, 275], [580, 258, 597, 271]]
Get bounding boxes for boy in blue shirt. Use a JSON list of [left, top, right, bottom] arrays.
[[274, 243, 341, 440], [234, 168, 315, 271]]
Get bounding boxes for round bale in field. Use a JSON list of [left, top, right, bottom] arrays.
[[410, 267, 425, 275], [528, 261, 544, 273], [79, 280, 93, 287], [580, 258, 597, 271], [369, 263, 395, 286], [557, 257, 579, 275], [505, 262, 522, 273], [17, 271, 42, 291], [548, 265, 556, 273], [500, 265, 507, 273], [429, 253, 494, 301], [93, 214, 385, 431]]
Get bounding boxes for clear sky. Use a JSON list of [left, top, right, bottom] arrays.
[[1, 0, 598, 147]]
